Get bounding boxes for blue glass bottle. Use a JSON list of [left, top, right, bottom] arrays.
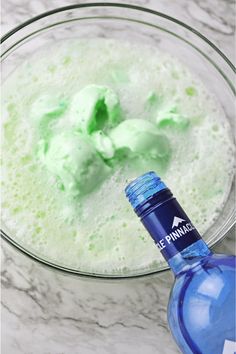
[[125, 171, 236, 354]]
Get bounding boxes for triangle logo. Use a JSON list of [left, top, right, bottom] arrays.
[[222, 340, 236, 354], [172, 216, 185, 229]]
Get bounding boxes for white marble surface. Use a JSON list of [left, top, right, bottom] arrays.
[[1, 1, 235, 353]]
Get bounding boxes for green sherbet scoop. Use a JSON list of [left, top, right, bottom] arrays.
[[30, 94, 67, 138], [156, 107, 189, 130], [70, 84, 121, 134], [109, 119, 171, 159], [38, 131, 110, 198]]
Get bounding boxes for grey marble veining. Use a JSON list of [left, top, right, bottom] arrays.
[[2, 240, 178, 354], [1, 1, 235, 354]]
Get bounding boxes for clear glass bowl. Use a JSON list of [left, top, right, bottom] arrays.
[[1, 3, 235, 279]]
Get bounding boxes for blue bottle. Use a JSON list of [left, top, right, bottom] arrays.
[[125, 171, 236, 354]]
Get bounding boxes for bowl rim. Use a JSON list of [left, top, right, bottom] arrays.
[[0, 2, 235, 73], [1, 2, 235, 279]]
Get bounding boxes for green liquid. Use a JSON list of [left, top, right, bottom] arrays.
[[1, 39, 234, 275]]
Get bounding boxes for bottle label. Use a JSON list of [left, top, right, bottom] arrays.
[[141, 197, 202, 259], [222, 340, 236, 354]]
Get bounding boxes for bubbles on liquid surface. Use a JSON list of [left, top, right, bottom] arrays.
[[1, 39, 235, 275]]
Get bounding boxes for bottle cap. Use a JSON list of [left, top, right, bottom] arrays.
[[125, 171, 167, 209]]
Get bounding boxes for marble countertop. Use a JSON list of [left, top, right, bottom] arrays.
[[1, 1, 235, 353]]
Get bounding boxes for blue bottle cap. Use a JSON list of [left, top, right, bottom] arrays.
[[125, 171, 167, 209]]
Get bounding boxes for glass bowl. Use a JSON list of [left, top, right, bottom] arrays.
[[1, 3, 235, 279]]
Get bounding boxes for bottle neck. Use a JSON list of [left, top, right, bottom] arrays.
[[167, 239, 212, 275], [136, 189, 212, 275]]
